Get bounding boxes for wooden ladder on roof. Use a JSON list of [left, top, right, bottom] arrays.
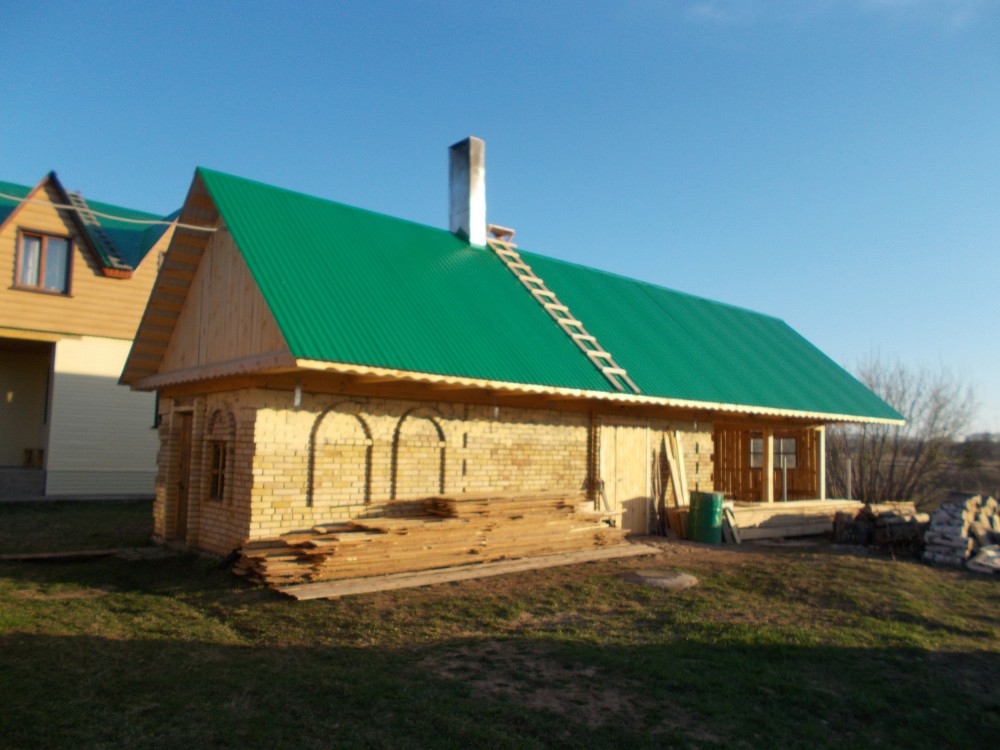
[[485, 224, 640, 394], [66, 191, 131, 271]]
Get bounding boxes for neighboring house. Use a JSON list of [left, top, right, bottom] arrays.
[[121, 138, 902, 556], [0, 172, 175, 497]]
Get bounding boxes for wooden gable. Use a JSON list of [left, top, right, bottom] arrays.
[[122, 173, 291, 387], [0, 175, 168, 342]]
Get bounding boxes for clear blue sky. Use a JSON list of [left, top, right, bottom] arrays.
[[4, 0, 998, 433]]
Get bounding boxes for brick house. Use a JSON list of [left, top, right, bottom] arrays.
[[121, 139, 901, 556], [0, 172, 175, 497]]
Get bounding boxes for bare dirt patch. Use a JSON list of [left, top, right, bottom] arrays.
[[418, 638, 723, 740]]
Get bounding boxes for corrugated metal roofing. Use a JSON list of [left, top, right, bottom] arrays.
[[524, 252, 902, 421], [198, 167, 901, 422], [0, 181, 30, 227], [200, 168, 614, 391]]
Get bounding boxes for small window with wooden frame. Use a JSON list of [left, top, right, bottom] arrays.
[[775, 437, 797, 470], [749, 435, 764, 469], [204, 407, 236, 503], [15, 231, 72, 294]]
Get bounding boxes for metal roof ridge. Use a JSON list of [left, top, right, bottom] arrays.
[[197, 167, 469, 244]]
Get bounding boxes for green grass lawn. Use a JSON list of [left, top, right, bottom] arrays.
[[0, 503, 997, 749], [0, 499, 153, 554]]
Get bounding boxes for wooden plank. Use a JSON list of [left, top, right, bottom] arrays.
[[279, 544, 657, 600], [664, 432, 684, 507], [673, 431, 689, 503], [724, 508, 742, 544], [0, 548, 132, 561]]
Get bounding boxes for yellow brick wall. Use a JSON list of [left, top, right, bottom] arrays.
[[155, 387, 716, 555]]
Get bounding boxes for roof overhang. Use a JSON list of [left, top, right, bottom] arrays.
[[131, 355, 905, 426]]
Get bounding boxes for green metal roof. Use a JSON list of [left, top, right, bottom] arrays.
[[200, 168, 612, 391], [524, 252, 903, 420], [0, 181, 30, 227], [0, 176, 171, 269], [198, 167, 901, 422]]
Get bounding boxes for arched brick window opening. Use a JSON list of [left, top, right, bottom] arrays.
[[204, 405, 236, 502], [308, 402, 373, 509], [391, 407, 446, 500]]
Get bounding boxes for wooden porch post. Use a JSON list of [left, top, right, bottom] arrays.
[[762, 429, 774, 503], [817, 426, 826, 501]]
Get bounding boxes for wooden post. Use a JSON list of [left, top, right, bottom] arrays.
[[846, 457, 852, 501], [817, 426, 826, 501], [762, 430, 774, 503]]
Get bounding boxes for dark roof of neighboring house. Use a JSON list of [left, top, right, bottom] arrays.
[[189, 167, 902, 422], [0, 175, 172, 271]]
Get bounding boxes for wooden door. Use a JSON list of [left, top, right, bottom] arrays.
[[175, 412, 193, 541], [600, 422, 651, 534]]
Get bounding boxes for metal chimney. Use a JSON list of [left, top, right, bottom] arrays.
[[449, 136, 486, 246]]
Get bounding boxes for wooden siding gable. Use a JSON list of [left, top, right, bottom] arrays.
[[122, 172, 291, 386], [0, 175, 169, 342]]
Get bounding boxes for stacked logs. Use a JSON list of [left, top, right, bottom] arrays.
[[922, 494, 999, 571], [234, 493, 626, 588], [832, 503, 927, 554]]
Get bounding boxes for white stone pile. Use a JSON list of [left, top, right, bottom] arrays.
[[922, 494, 1000, 573]]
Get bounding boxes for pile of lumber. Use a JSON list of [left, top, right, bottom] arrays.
[[922, 494, 1000, 571], [234, 492, 626, 588]]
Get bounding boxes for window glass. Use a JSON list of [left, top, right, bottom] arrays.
[[776, 438, 798, 469], [749, 437, 763, 469], [43, 237, 69, 292], [18, 235, 41, 286]]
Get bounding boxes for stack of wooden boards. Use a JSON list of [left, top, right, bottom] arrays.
[[234, 492, 626, 587], [922, 494, 1000, 572]]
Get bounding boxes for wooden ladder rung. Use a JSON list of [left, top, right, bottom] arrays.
[[602, 367, 628, 376], [571, 333, 597, 342], [531, 289, 558, 299], [556, 318, 585, 329], [585, 350, 613, 360], [544, 303, 570, 313]]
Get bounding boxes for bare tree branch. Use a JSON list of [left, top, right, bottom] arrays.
[[827, 355, 976, 502]]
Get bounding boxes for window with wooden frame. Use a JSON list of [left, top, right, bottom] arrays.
[[749, 435, 798, 470], [208, 440, 227, 500], [204, 407, 236, 503], [775, 437, 798, 470], [16, 232, 71, 293]]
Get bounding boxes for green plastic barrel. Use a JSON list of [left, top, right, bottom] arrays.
[[689, 491, 724, 544]]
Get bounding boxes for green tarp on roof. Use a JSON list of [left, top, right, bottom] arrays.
[[198, 167, 902, 422]]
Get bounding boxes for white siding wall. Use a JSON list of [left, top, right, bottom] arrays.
[[46, 337, 157, 496]]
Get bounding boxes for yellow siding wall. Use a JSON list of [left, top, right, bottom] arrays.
[[0, 182, 163, 341], [46, 336, 158, 495]]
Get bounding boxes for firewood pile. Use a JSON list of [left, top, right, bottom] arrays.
[[233, 492, 626, 587], [922, 494, 1000, 573], [833, 503, 927, 554]]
